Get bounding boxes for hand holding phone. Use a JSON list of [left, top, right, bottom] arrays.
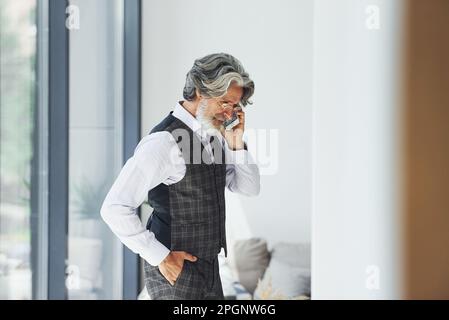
[[221, 105, 245, 150], [223, 106, 242, 131]]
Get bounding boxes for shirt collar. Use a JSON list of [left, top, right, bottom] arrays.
[[172, 101, 202, 133], [172, 101, 216, 142]]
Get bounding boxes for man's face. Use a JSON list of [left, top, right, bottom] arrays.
[[200, 84, 243, 130]]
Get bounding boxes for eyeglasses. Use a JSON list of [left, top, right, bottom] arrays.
[[216, 100, 243, 112]]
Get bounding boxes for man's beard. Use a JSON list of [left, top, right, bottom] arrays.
[[196, 99, 221, 135]]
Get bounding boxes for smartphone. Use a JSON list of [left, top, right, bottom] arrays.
[[223, 106, 242, 131], [223, 112, 240, 131]]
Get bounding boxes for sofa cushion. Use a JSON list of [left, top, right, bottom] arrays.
[[271, 242, 311, 269], [253, 258, 311, 300], [233, 238, 270, 294]]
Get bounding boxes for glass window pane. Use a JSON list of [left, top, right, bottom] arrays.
[[67, 0, 124, 300], [0, 0, 45, 300]]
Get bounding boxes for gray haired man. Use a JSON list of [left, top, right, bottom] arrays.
[[101, 53, 260, 299]]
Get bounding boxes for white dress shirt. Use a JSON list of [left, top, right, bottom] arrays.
[[100, 102, 260, 266]]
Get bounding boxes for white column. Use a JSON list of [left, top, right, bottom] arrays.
[[311, 0, 404, 299]]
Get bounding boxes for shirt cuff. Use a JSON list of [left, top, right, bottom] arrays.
[[140, 236, 170, 266], [225, 144, 252, 165]]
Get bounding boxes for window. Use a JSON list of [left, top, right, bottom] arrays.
[[0, 0, 48, 300], [67, 0, 124, 299], [1, 0, 140, 300]]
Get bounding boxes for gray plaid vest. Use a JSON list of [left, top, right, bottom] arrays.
[[146, 112, 227, 261]]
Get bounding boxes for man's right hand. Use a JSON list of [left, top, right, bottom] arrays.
[[158, 251, 198, 286]]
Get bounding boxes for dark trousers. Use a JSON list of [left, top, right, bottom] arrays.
[[144, 255, 224, 300]]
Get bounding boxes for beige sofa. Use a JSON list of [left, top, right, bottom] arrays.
[[138, 238, 311, 300], [222, 238, 311, 300]]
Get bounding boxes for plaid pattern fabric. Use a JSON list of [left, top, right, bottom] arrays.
[[145, 113, 228, 299], [147, 113, 227, 261], [143, 256, 224, 300]]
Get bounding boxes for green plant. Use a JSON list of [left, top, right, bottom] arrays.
[[71, 177, 111, 219]]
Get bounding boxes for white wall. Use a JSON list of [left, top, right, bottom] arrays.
[[311, 0, 403, 299], [141, 0, 314, 249]]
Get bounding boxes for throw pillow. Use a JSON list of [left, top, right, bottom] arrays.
[[233, 238, 270, 294], [253, 258, 311, 300]]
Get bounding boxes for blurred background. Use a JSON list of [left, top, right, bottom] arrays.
[[0, 0, 448, 300]]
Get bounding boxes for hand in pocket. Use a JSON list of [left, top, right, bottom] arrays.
[[158, 251, 197, 286]]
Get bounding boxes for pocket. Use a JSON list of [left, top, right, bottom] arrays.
[[158, 261, 189, 286], [176, 261, 188, 282]]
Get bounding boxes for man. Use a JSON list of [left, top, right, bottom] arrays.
[[101, 53, 260, 300]]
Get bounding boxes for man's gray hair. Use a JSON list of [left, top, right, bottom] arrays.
[[183, 53, 255, 106]]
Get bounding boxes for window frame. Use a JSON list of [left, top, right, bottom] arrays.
[[39, 0, 142, 300], [122, 0, 142, 300]]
